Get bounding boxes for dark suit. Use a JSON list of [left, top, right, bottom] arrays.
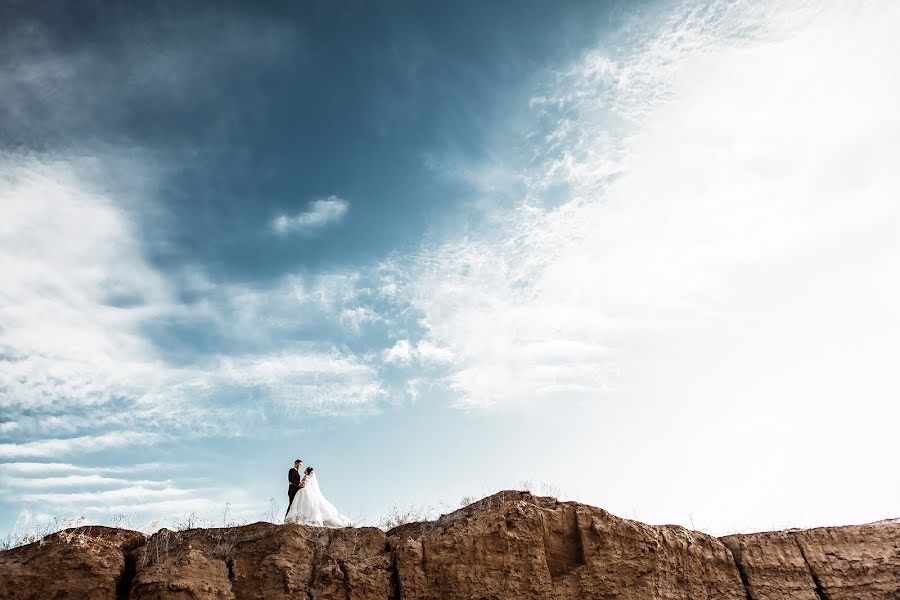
[[286, 467, 303, 515]]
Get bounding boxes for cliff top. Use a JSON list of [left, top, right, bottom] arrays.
[[1, 490, 897, 600]]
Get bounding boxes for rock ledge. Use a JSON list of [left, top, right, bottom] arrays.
[[1, 491, 897, 599]]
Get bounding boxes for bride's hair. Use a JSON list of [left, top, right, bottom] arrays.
[[304, 467, 314, 475]]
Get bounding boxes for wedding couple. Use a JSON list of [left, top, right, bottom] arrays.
[[284, 458, 351, 527]]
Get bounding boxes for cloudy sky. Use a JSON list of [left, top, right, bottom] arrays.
[[1, 0, 898, 538]]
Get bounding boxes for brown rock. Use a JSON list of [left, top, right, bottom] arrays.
[[722, 530, 820, 600], [1, 492, 897, 600], [130, 522, 392, 600], [0, 526, 144, 600], [132, 528, 236, 600], [722, 519, 900, 600], [390, 491, 746, 599]]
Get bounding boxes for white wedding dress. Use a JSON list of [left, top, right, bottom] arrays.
[[284, 472, 351, 527]]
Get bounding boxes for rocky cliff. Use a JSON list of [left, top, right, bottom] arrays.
[[1, 491, 896, 599]]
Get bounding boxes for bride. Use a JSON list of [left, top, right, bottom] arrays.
[[284, 467, 351, 527]]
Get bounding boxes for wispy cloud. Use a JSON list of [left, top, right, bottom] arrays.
[[0, 155, 174, 414], [272, 196, 349, 234], [0, 432, 164, 459], [0, 459, 258, 530], [383, 340, 414, 365], [194, 270, 383, 342], [1, 475, 173, 490], [383, 339, 453, 366], [339, 307, 380, 334], [0, 463, 171, 476], [392, 0, 900, 412], [214, 350, 387, 416], [0, 155, 388, 442], [20, 485, 191, 505]]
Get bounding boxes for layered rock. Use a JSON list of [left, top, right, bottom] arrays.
[[722, 519, 900, 600], [0, 526, 144, 600], [0, 491, 896, 600], [131, 523, 393, 599], [390, 492, 745, 599]]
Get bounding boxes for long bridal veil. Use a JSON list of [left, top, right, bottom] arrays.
[[284, 472, 351, 527]]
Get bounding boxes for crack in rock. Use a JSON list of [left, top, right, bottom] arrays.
[[793, 535, 830, 600]]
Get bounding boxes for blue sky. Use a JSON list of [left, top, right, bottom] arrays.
[[2, 0, 899, 538]]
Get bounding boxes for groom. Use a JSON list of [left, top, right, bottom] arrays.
[[286, 458, 306, 516]]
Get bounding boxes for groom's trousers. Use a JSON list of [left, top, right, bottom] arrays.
[[286, 487, 299, 516]]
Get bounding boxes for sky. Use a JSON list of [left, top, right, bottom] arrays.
[[1, 0, 898, 539]]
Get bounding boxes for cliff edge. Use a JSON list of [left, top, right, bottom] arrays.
[[1, 491, 897, 599]]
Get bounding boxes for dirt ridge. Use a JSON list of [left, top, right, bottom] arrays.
[[1, 491, 897, 599]]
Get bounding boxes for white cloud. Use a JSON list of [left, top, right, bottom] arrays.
[[214, 350, 387, 415], [191, 269, 383, 341], [339, 306, 380, 334], [0, 413, 152, 439], [1, 475, 173, 490], [0, 431, 164, 459], [0, 155, 175, 414], [397, 0, 900, 420], [272, 196, 349, 234], [0, 17, 369, 459], [382, 339, 453, 366], [0, 155, 389, 448], [405, 377, 424, 402], [0, 159, 386, 541], [93, 498, 221, 517], [0, 463, 170, 476], [413, 340, 454, 364], [0, 458, 259, 531], [6, 478, 263, 527], [363, 0, 900, 534], [21, 485, 190, 505], [383, 340, 414, 365]]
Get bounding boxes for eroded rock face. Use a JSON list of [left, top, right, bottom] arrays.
[[0, 491, 897, 600], [0, 526, 144, 600], [390, 492, 746, 599], [722, 519, 900, 600], [131, 522, 393, 600]]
